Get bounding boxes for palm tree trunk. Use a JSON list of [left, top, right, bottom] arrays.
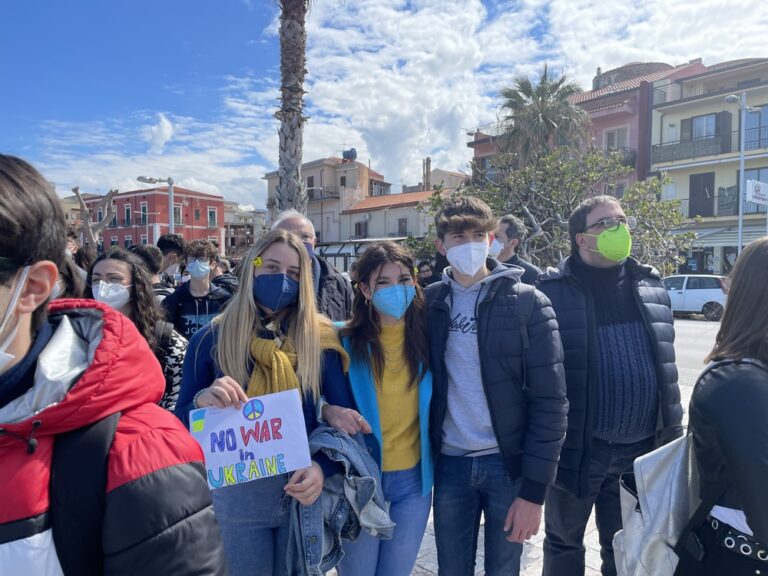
[[276, 0, 309, 214]]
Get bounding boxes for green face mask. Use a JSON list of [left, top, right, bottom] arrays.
[[587, 223, 632, 262]]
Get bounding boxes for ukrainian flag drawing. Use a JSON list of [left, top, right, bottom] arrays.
[[191, 410, 207, 433]]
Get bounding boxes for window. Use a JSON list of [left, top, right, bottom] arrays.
[[664, 277, 684, 290], [354, 221, 368, 238], [746, 106, 768, 150], [173, 204, 182, 226], [340, 175, 347, 188], [208, 208, 217, 228], [124, 205, 131, 227], [686, 276, 720, 290], [307, 175, 314, 189], [398, 218, 408, 236], [124, 236, 132, 248], [141, 234, 148, 245], [605, 127, 628, 150], [140, 202, 148, 225], [681, 114, 716, 141], [110, 236, 118, 246], [195, 208, 201, 221], [97, 209, 103, 223]]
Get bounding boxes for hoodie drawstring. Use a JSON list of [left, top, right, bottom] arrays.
[[0, 419, 42, 454]]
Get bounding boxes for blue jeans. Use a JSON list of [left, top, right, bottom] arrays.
[[211, 474, 292, 576], [542, 436, 654, 576], [433, 453, 523, 576], [338, 464, 432, 576]]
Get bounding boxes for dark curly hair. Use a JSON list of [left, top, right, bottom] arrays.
[[85, 247, 163, 352], [340, 242, 428, 388]]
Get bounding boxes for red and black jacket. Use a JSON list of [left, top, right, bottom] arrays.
[[0, 299, 226, 575]]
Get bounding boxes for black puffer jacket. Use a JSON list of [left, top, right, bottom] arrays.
[[537, 256, 682, 497], [689, 359, 768, 542], [425, 260, 568, 504], [316, 256, 353, 322]]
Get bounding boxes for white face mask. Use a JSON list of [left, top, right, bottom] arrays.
[[489, 239, 504, 258], [0, 266, 31, 374], [446, 242, 489, 277], [93, 281, 132, 310]]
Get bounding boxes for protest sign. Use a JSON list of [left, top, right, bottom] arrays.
[[189, 389, 311, 490]]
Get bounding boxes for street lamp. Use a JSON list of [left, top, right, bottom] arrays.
[[137, 175, 175, 234], [144, 211, 160, 245], [724, 93, 760, 255]]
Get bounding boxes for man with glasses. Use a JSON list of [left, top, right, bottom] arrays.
[[537, 195, 682, 576]]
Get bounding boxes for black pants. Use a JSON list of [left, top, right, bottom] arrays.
[[675, 520, 766, 575], [542, 436, 654, 576]]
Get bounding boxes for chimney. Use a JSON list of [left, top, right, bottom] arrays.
[[593, 66, 603, 90], [425, 157, 431, 190]]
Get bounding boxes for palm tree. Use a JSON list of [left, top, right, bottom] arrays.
[[500, 64, 590, 165], [275, 0, 310, 214]]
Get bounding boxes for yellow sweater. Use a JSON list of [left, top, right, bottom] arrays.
[[376, 321, 420, 472]]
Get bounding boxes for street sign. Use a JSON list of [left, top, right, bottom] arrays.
[[746, 180, 768, 206]]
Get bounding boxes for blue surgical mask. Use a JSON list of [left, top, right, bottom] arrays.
[[253, 274, 300, 313], [187, 259, 211, 280], [303, 242, 315, 257], [371, 284, 416, 320]]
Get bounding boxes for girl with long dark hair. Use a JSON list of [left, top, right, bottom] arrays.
[[324, 241, 433, 576], [675, 237, 768, 574], [85, 247, 187, 410]]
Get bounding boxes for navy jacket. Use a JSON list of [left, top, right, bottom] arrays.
[[162, 282, 232, 340], [537, 256, 683, 497], [425, 260, 568, 504], [504, 254, 543, 285]]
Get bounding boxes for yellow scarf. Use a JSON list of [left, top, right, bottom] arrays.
[[246, 323, 350, 398]]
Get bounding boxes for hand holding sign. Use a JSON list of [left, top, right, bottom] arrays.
[[196, 376, 249, 409]]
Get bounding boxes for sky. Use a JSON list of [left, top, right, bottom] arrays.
[[1, 0, 767, 208]]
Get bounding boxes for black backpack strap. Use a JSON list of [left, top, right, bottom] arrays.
[[516, 283, 536, 390], [51, 412, 121, 576], [154, 320, 174, 350]]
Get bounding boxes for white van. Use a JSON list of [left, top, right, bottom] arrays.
[[662, 274, 729, 321]]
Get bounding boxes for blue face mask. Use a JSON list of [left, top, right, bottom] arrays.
[[303, 242, 315, 257], [253, 274, 300, 313], [187, 259, 211, 280], [371, 284, 416, 320]]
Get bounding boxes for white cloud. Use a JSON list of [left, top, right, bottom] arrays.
[[144, 113, 174, 155], [31, 0, 768, 211]]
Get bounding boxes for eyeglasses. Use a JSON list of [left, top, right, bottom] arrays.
[[584, 216, 629, 232]]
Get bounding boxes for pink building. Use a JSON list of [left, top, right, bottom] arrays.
[[467, 60, 708, 192]]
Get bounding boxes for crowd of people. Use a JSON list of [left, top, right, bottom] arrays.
[[0, 152, 766, 576]]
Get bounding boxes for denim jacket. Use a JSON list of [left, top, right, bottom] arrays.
[[287, 425, 394, 576]]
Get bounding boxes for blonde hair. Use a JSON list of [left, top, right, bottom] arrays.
[[214, 229, 327, 399]]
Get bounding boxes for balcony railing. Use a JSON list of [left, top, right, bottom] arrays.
[[677, 195, 768, 218], [652, 127, 768, 164], [606, 146, 637, 168], [653, 78, 768, 106], [308, 186, 340, 201]]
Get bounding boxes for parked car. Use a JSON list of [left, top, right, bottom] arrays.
[[662, 274, 729, 321]]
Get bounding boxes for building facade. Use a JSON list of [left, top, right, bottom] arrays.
[[650, 58, 768, 274], [83, 186, 226, 249], [223, 200, 268, 258], [265, 157, 392, 243]]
